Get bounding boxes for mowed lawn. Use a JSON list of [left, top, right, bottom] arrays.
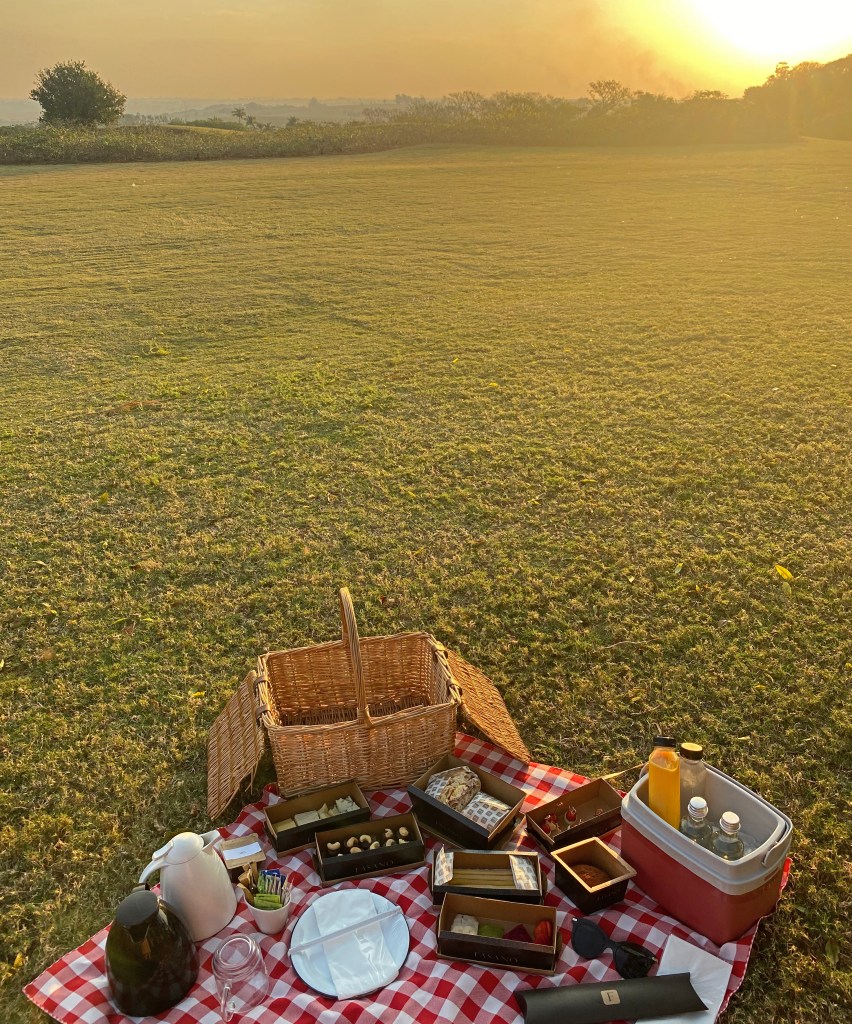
[[1, 141, 850, 1022]]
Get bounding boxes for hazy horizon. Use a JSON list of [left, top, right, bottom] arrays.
[[6, 1, 852, 101]]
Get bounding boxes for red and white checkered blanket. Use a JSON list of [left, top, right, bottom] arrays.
[[25, 734, 788, 1024]]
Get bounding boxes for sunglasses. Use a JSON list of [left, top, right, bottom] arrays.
[[571, 918, 657, 978]]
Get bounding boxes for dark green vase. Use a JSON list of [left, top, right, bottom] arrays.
[[105, 884, 199, 1016]]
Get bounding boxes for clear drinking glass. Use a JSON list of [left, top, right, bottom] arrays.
[[212, 935, 269, 1022]]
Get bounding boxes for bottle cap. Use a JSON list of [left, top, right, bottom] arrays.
[[680, 742, 704, 760], [688, 796, 708, 819], [720, 811, 740, 834], [652, 736, 677, 748]]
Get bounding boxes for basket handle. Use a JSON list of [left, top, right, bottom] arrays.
[[338, 587, 372, 726]]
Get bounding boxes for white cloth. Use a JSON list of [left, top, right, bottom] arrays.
[[645, 935, 733, 1024], [312, 890, 398, 1000]]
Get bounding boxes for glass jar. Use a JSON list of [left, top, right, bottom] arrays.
[[679, 796, 714, 849], [212, 935, 269, 1022], [712, 811, 745, 861]]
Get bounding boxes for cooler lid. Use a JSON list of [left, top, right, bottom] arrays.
[[207, 670, 267, 819], [441, 646, 530, 764]]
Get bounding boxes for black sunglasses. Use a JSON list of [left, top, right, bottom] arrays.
[[571, 918, 657, 979]]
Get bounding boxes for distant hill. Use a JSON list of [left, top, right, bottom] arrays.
[[0, 95, 410, 126]]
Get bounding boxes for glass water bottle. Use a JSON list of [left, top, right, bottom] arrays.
[[680, 796, 714, 849], [712, 811, 745, 861], [679, 742, 707, 816]]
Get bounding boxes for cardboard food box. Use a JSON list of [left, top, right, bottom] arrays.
[[436, 893, 560, 975], [408, 755, 526, 849], [264, 781, 370, 854], [526, 778, 622, 852], [313, 812, 426, 885], [219, 836, 266, 881], [552, 837, 636, 915], [430, 849, 546, 906]]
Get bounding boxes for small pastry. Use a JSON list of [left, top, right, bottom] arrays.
[[385, 838, 396, 847], [533, 920, 553, 945], [565, 805, 577, 823], [359, 835, 372, 845], [572, 863, 611, 887], [294, 810, 320, 826], [318, 803, 331, 819], [273, 817, 296, 833], [327, 841, 341, 854], [369, 841, 381, 850], [504, 924, 532, 943], [451, 914, 479, 935], [346, 836, 358, 849]]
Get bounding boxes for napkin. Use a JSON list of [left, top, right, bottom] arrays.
[[643, 935, 733, 1024], [313, 890, 398, 1000]]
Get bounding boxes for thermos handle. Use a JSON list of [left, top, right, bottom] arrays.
[[138, 841, 172, 885]]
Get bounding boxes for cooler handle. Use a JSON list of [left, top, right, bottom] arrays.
[[761, 829, 789, 869]]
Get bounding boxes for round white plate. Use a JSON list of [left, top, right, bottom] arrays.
[[289, 891, 409, 999]]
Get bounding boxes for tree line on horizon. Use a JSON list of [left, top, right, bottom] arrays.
[[20, 55, 852, 149], [364, 57, 852, 144]]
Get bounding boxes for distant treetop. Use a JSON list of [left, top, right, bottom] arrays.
[[30, 61, 125, 126]]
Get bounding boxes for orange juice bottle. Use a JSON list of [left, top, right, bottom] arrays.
[[648, 736, 680, 829]]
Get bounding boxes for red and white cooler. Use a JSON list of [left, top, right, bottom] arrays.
[[621, 766, 792, 945]]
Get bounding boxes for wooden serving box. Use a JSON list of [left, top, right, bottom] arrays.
[[436, 893, 560, 975], [552, 837, 636, 914], [526, 778, 622, 852], [313, 812, 426, 885], [430, 849, 546, 905], [264, 781, 370, 854], [408, 755, 526, 849]]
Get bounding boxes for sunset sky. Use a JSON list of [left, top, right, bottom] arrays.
[[4, 0, 852, 99]]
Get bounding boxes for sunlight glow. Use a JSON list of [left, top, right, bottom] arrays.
[[687, 0, 852, 62]]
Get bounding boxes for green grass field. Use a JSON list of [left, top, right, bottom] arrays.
[[1, 141, 850, 1022]]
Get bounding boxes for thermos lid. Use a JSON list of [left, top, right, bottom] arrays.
[[680, 742, 704, 760], [115, 886, 160, 929], [155, 832, 205, 865], [652, 736, 677, 748]]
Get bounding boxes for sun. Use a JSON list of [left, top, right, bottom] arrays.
[[687, 0, 852, 62]]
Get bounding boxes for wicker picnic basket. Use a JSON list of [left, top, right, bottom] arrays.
[[207, 588, 529, 818]]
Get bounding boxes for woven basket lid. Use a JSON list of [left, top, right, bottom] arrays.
[[207, 670, 267, 819], [443, 647, 530, 764]]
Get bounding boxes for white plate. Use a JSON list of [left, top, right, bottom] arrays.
[[289, 891, 409, 999]]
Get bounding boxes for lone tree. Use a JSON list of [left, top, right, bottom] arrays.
[[30, 60, 125, 125]]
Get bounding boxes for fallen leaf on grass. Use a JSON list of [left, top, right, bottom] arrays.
[[36, 649, 55, 662], [190, 691, 205, 698], [487, 381, 499, 387], [825, 938, 839, 967], [13, 953, 24, 969], [775, 564, 794, 581], [674, 563, 683, 575]]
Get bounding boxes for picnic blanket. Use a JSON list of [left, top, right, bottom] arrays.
[[25, 734, 789, 1024]]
